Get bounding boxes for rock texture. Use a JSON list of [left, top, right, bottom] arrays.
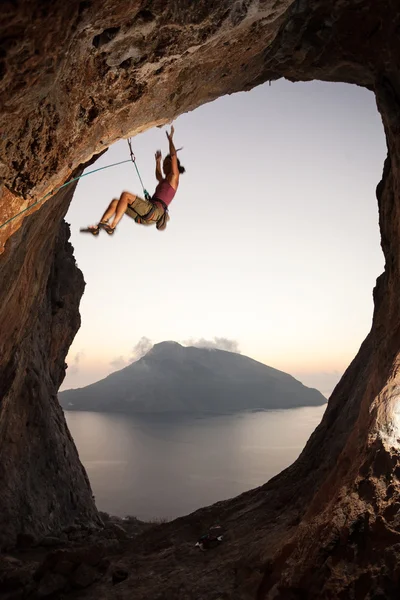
[[1, 0, 400, 598], [0, 176, 101, 549]]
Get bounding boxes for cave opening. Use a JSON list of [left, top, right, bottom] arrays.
[[59, 78, 387, 520]]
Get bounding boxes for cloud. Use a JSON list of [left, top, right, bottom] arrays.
[[182, 337, 241, 353], [108, 337, 240, 372], [108, 338, 154, 371], [129, 337, 153, 363], [110, 355, 128, 369], [74, 351, 84, 364], [67, 350, 85, 375]]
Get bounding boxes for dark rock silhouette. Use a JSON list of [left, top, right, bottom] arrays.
[[0, 171, 102, 551], [60, 341, 326, 413]]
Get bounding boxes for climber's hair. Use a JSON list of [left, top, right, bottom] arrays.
[[177, 158, 186, 174], [165, 153, 186, 174]]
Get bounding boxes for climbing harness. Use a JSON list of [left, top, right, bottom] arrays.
[[130, 197, 169, 231]]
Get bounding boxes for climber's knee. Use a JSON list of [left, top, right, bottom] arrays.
[[120, 191, 136, 204]]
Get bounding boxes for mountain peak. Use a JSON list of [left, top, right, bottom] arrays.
[[146, 341, 183, 357], [60, 342, 326, 414], [151, 341, 183, 350]]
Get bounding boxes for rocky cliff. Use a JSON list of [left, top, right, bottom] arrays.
[[1, 0, 400, 598], [0, 177, 102, 549]]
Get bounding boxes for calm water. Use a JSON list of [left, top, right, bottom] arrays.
[[65, 405, 326, 520]]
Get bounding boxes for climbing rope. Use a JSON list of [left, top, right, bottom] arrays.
[[127, 138, 151, 200], [0, 158, 133, 231], [0, 138, 152, 231]]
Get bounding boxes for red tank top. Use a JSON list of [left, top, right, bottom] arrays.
[[152, 179, 177, 207]]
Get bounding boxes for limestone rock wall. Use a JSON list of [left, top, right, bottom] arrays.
[[0, 180, 100, 548], [0, 0, 400, 596]]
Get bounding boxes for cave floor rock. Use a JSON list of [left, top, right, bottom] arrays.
[[0, 485, 297, 600], [5, 469, 399, 600]]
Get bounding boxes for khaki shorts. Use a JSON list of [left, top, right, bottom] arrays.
[[125, 196, 165, 225]]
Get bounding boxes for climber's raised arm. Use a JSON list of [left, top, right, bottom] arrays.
[[155, 150, 163, 182], [166, 126, 179, 183]]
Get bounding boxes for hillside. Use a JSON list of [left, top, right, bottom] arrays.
[[59, 342, 326, 413]]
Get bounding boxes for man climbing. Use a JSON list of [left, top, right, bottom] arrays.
[[81, 125, 185, 235]]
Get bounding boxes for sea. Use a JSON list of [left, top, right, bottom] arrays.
[[65, 405, 326, 521]]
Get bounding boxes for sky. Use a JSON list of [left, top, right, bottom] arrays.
[[62, 79, 387, 398]]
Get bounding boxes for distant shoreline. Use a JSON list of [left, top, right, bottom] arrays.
[[62, 403, 328, 418]]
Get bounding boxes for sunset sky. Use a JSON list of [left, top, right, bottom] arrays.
[[62, 79, 386, 398]]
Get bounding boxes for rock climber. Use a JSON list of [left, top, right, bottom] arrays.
[[81, 125, 185, 235]]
